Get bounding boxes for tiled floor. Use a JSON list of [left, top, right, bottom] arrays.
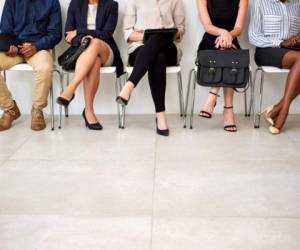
[[0, 114, 300, 250]]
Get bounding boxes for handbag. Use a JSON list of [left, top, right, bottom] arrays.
[[58, 37, 92, 71], [196, 49, 250, 91], [0, 33, 22, 52]]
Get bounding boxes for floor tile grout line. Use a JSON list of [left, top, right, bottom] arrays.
[[149, 135, 158, 250]]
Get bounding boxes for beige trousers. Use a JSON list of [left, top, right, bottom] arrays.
[[0, 50, 53, 111]]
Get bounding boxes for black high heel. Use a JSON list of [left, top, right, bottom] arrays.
[[199, 91, 220, 119], [56, 94, 75, 108], [156, 118, 169, 137], [116, 96, 129, 106], [82, 109, 103, 130], [223, 106, 237, 132]]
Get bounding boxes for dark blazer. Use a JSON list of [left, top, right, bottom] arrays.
[[65, 0, 124, 77]]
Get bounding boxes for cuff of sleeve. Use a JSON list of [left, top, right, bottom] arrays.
[[124, 29, 134, 42], [274, 40, 283, 48]]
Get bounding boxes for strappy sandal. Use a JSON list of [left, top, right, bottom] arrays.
[[223, 106, 237, 133], [199, 91, 220, 119]]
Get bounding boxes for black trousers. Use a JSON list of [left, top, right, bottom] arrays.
[[128, 34, 178, 113]]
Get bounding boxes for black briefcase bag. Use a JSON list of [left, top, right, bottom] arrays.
[[196, 49, 250, 90]]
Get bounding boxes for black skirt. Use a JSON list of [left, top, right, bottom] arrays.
[[255, 47, 290, 68]]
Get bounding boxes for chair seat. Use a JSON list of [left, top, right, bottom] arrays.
[[261, 66, 289, 73], [8, 63, 33, 71], [100, 66, 116, 74], [126, 66, 181, 74]]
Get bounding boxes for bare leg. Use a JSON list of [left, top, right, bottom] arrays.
[[271, 51, 300, 130], [223, 87, 237, 131], [83, 56, 102, 124], [199, 87, 220, 117], [60, 39, 110, 100]]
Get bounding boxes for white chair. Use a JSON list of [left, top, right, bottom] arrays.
[[60, 66, 123, 129], [184, 66, 252, 129], [252, 66, 290, 128], [120, 66, 184, 128], [3, 63, 63, 130]]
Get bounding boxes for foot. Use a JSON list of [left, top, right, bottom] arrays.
[[199, 91, 220, 118], [156, 112, 169, 130], [118, 81, 135, 102], [0, 101, 21, 131], [31, 107, 46, 131], [84, 109, 98, 124], [60, 87, 75, 101], [223, 106, 237, 132]]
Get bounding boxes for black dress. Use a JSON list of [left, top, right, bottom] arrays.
[[199, 0, 240, 50]]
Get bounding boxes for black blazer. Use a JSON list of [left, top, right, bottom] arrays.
[[65, 0, 124, 77]]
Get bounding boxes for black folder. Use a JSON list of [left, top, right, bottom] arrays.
[[143, 28, 178, 43]]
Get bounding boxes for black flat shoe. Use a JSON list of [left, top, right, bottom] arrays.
[[82, 109, 103, 130], [116, 96, 129, 106], [156, 119, 169, 137], [56, 94, 75, 108]]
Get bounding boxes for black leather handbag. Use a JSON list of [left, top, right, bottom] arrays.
[[58, 37, 92, 71], [196, 49, 250, 91]]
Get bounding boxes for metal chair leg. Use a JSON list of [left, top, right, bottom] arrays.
[[120, 73, 128, 129], [254, 68, 264, 128], [184, 69, 195, 128], [50, 86, 54, 131], [244, 86, 248, 117], [189, 70, 197, 129], [65, 72, 70, 117], [177, 71, 184, 117], [248, 70, 255, 117], [114, 75, 122, 128]]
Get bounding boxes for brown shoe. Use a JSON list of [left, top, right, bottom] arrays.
[[31, 108, 46, 131], [0, 101, 21, 131]]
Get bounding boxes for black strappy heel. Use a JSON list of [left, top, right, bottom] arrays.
[[223, 106, 237, 132], [199, 91, 220, 119], [56, 94, 75, 108]]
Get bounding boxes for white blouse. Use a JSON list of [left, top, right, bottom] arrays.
[[87, 4, 98, 30]]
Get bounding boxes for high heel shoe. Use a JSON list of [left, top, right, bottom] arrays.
[[269, 126, 280, 135], [116, 96, 130, 106], [82, 109, 103, 130], [260, 105, 274, 126], [56, 94, 75, 108], [199, 91, 220, 119], [223, 106, 237, 132], [156, 118, 169, 137]]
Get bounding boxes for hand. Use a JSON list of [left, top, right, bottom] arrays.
[[6, 45, 18, 57], [281, 35, 300, 48], [19, 43, 37, 58], [215, 30, 233, 49], [66, 30, 77, 43]]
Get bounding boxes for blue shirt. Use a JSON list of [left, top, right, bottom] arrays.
[[0, 0, 62, 51], [249, 0, 300, 48]]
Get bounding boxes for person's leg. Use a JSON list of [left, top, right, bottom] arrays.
[[0, 53, 25, 110], [118, 35, 170, 101], [199, 87, 221, 118], [223, 87, 237, 132], [269, 51, 300, 130], [148, 52, 168, 130], [83, 56, 102, 124], [26, 50, 53, 110], [60, 38, 110, 100]]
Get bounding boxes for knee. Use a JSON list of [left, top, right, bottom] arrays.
[[34, 63, 53, 76], [90, 38, 105, 49]]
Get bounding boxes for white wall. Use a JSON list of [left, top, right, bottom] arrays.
[[0, 0, 299, 115]]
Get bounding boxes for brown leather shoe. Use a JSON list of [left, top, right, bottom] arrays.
[[0, 101, 21, 131], [31, 108, 46, 131]]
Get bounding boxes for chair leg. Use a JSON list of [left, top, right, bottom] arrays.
[[65, 72, 70, 118], [58, 71, 64, 129], [244, 86, 248, 117], [177, 71, 184, 117], [189, 70, 197, 129], [184, 69, 194, 128], [50, 86, 54, 131], [248, 70, 255, 117], [254, 68, 264, 128], [114, 75, 122, 128], [120, 73, 128, 129]]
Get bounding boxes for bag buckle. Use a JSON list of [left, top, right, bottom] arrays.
[[209, 60, 216, 74], [231, 62, 239, 75]]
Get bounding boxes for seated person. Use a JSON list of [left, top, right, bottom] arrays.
[[249, 0, 300, 134], [116, 0, 185, 136], [57, 0, 124, 130], [0, 0, 62, 131]]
